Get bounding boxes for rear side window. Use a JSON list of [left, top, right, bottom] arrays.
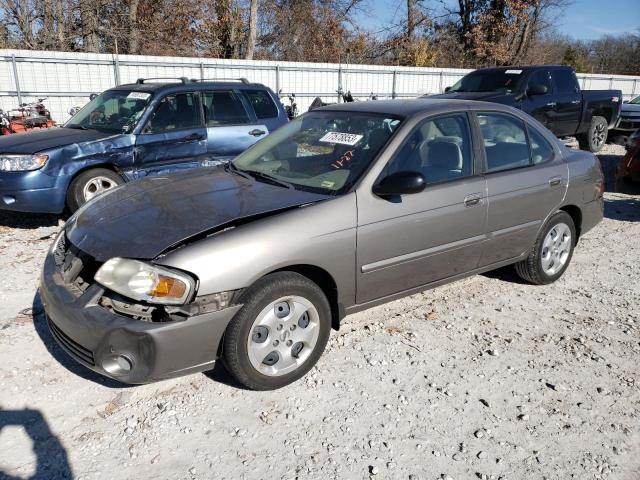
[[552, 69, 579, 94], [528, 127, 554, 164], [202, 91, 250, 126], [244, 90, 278, 119], [478, 112, 530, 172]]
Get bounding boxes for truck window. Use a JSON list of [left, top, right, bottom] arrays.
[[145, 93, 201, 133], [244, 90, 278, 119], [528, 70, 552, 93], [202, 91, 250, 126], [552, 70, 579, 94]]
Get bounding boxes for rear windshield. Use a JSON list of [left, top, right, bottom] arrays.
[[232, 111, 402, 195], [450, 69, 525, 94], [65, 90, 152, 132]]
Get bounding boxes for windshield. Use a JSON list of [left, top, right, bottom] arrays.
[[232, 111, 402, 195], [450, 69, 525, 94], [629, 95, 640, 105], [65, 90, 152, 132]]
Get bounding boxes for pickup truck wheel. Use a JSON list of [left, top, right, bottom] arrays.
[[515, 211, 576, 285], [577, 116, 608, 152], [222, 272, 331, 390], [67, 168, 123, 212]]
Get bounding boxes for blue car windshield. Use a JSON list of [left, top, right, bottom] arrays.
[[232, 111, 402, 195], [65, 90, 152, 132]]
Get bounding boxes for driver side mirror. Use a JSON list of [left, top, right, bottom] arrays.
[[444, 86, 452, 93], [527, 84, 548, 96], [373, 171, 426, 197]]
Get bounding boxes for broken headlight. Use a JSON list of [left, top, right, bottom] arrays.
[[0, 154, 48, 171], [95, 258, 196, 305]]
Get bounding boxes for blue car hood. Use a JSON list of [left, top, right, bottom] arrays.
[[0, 128, 114, 154], [66, 168, 330, 261]]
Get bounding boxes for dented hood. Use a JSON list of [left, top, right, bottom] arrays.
[[66, 168, 330, 261], [0, 127, 114, 154]]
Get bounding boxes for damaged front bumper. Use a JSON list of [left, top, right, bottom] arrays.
[[39, 241, 242, 384]]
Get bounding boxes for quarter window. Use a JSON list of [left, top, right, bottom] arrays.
[[528, 127, 554, 164], [145, 93, 200, 133], [202, 91, 250, 126], [244, 90, 278, 119], [388, 113, 473, 184]]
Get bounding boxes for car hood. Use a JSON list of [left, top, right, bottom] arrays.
[[621, 103, 640, 116], [428, 91, 514, 103], [0, 127, 115, 154], [66, 168, 331, 261]]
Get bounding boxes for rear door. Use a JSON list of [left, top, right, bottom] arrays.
[[134, 92, 207, 177], [551, 68, 582, 136], [202, 89, 269, 161], [476, 111, 567, 267], [356, 112, 487, 304], [522, 69, 556, 132]]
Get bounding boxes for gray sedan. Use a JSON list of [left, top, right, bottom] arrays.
[[40, 99, 604, 390]]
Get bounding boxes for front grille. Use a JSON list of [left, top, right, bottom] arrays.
[[47, 317, 95, 366]]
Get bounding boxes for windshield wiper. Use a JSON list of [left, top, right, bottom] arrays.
[[66, 124, 88, 130], [244, 170, 294, 189], [224, 161, 251, 180]]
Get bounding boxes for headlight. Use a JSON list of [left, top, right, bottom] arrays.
[[0, 154, 48, 171], [94, 258, 196, 305]]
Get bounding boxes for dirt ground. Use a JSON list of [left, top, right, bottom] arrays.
[[0, 144, 638, 480]]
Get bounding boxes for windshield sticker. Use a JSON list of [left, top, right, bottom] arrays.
[[505, 69, 522, 74], [319, 132, 363, 146], [127, 91, 151, 100], [321, 180, 336, 188], [332, 150, 354, 169]]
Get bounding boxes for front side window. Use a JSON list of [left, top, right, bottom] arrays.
[[65, 90, 151, 132], [202, 91, 251, 126], [528, 70, 552, 93], [478, 112, 530, 172], [144, 93, 201, 133], [386, 113, 473, 184], [244, 90, 278, 119], [232, 111, 401, 194], [551, 69, 579, 94]]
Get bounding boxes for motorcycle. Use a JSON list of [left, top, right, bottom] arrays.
[[69, 93, 99, 118], [309, 88, 359, 111], [0, 98, 56, 135]]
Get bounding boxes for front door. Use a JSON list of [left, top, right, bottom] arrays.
[[475, 111, 568, 266], [135, 92, 207, 177], [551, 69, 582, 136], [356, 113, 487, 304], [202, 90, 269, 162]]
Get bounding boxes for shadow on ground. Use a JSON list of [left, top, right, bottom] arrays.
[[0, 409, 73, 480], [604, 196, 640, 222], [0, 211, 61, 229], [31, 292, 130, 389]]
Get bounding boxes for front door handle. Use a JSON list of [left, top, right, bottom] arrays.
[[249, 129, 266, 137], [549, 176, 562, 187], [464, 193, 482, 207], [546, 102, 556, 107], [180, 133, 204, 142]]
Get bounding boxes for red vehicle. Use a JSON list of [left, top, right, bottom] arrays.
[[0, 99, 56, 135], [616, 129, 640, 187]]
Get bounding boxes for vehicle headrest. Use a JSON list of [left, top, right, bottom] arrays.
[[425, 140, 463, 170]]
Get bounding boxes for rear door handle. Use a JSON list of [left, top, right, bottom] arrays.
[[546, 102, 556, 107], [570, 100, 580, 104], [249, 129, 266, 137], [549, 176, 562, 187], [464, 193, 482, 207]]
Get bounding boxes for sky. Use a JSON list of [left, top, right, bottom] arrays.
[[356, 0, 640, 41]]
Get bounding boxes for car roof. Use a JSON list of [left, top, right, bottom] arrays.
[[470, 65, 570, 72], [315, 98, 518, 118], [110, 80, 268, 94]]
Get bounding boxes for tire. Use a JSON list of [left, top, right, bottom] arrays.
[[577, 116, 608, 152], [222, 272, 331, 390], [515, 211, 576, 285], [66, 168, 123, 212]]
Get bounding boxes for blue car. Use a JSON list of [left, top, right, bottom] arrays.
[[0, 78, 288, 213]]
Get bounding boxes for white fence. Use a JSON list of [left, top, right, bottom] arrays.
[[1, 49, 639, 124]]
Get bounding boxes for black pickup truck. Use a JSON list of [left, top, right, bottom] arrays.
[[428, 65, 623, 152]]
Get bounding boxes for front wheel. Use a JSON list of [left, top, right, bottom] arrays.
[[67, 168, 123, 212], [222, 272, 331, 390], [577, 115, 608, 152], [515, 211, 576, 285]]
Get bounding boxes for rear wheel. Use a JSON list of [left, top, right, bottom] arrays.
[[577, 116, 608, 152], [515, 211, 576, 285], [67, 168, 123, 212], [222, 272, 331, 390]]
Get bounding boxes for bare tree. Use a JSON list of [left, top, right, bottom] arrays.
[[245, 0, 258, 59]]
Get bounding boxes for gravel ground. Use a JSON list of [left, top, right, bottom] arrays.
[[0, 143, 638, 480]]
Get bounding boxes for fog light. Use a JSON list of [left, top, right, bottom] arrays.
[[102, 354, 133, 375]]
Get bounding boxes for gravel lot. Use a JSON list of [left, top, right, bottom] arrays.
[[0, 144, 638, 480]]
